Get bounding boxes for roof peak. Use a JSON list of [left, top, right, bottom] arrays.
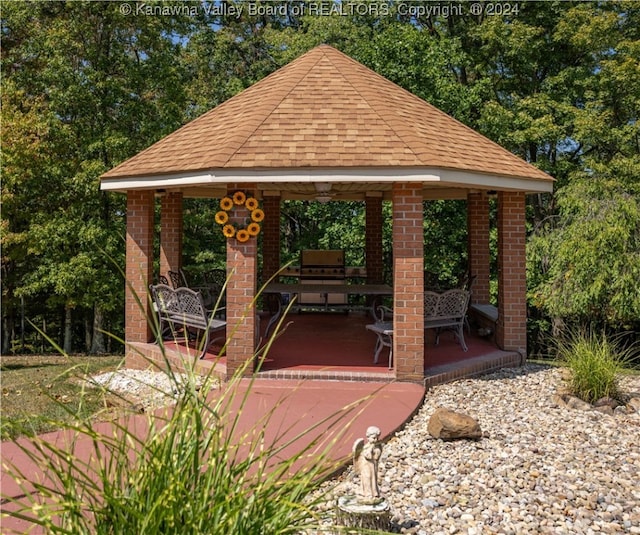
[[101, 44, 553, 186]]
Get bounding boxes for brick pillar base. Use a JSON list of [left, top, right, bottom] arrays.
[[160, 192, 183, 278], [497, 192, 527, 354], [467, 192, 491, 304], [125, 190, 155, 344], [392, 183, 424, 382]]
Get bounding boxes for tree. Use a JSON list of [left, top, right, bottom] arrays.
[[529, 163, 640, 328], [1, 1, 191, 352], [527, 1, 640, 331]]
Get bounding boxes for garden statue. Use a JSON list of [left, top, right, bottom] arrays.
[[337, 425, 389, 529], [352, 425, 383, 504]]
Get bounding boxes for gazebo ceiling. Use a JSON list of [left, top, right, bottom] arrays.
[[100, 45, 553, 198], [184, 181, 480, 202]]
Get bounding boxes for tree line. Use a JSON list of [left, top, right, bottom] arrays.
[[2, 1, 638, 355]]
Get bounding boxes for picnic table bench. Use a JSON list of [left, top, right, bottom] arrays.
[[150, 284, 226, 359]]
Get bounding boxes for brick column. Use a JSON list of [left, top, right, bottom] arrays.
[[125, 190, 155, 344], [467, 192, 491, 304], [262, 195, 281, 281], [392, 183, 424, 382], [225, 186, 258, 378], [496, 192, 527, 354], [365, 195, 383, 284], [160, 192, 183, 278]]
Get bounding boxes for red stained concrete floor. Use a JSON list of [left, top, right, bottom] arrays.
[[162, 311, 511, 378]]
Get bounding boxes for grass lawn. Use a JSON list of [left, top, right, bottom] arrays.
[[1, 354, 123, 440]]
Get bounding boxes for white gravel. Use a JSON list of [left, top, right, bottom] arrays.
[[87, 369, 215, 411]]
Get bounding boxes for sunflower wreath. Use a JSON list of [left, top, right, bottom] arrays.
[[215, 191, 265, 243]]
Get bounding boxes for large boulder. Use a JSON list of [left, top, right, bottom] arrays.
[[427, 407, 482, 440]]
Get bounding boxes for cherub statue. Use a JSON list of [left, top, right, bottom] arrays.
[[352, 426, 383, 504]]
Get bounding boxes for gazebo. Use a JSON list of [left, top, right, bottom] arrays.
[[100, 45, 553, 382]]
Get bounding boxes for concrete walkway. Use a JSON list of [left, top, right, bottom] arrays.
[[1, 378, 425, 533]]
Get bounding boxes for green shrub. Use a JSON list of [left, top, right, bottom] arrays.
[[556, 329, 632, 404]]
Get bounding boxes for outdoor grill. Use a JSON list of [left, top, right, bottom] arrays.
[[298, 250, 347, 305], [299, 249, 346, 281]]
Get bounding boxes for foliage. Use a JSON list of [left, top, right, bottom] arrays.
[[1, 1, 191, 353], [520, 1, 640, 333], [556, 329, 634, 404], [182, 198, 228, 274], [281, 200, 367, 267], [423, 200, 468, 289], [528, 168, 640, 327], [358, 22, 491, 125]]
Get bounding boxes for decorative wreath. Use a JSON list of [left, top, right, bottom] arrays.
[[215, 191, 264, 243]]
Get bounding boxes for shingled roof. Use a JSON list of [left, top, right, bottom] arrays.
[[101, 45, 553, 194]]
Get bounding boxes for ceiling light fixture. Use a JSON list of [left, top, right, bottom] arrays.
[[314, 182, 332, 193], [314, 182, 333, 203]]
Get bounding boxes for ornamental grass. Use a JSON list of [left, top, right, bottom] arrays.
[[556, 328, 634, 404], [2, 279, 363, 534]]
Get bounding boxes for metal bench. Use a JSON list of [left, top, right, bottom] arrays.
[[166, 269, 227, 313], [424, 289, 470, 351], [366, 288, 470, 367], [150, 284, 226, 359]]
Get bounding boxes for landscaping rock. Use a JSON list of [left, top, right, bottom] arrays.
[[614, 405, 628, 416], [594, 396, 620, 409], [627, 397, 640, 414], [88, 369, 215, 412], [427, 407, 482, 440], [563, 394, 593, 411], [278, 365, 640, 534], [593, 404, 614, 416]]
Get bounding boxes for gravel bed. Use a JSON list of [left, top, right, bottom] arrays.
[[319, 365, 640, 534], [87, 369, 216, 412]]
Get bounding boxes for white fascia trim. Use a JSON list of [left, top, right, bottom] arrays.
[[436, 169, 553, 193], [100, 167, 553, 193], [99, 169, 439, 191], [100, 172, 216, 191]]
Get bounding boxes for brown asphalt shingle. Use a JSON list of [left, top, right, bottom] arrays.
[[101, 45, 552, 183]]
